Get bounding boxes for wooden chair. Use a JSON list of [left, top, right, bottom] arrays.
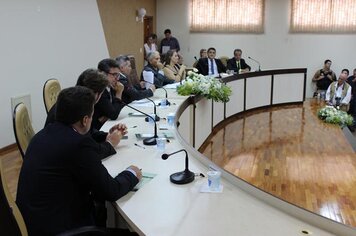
[[43, 78, 61, 114], [127, 55, 141, 86], [12, 103, 35, 159], [219, 56, 230, 67], [0, 160, 28, 236], [0, 161, 110, 236]]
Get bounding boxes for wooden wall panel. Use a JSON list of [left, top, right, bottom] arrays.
[[97, 0, 156, 73]]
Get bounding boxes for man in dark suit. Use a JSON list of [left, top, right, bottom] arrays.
[[16, 86, 142, 236], [227, 49, 251, 74], [45, 69, 124, 160], [116, 55, 156, 104], [93, 59, 125, 130], [195, 47, 226, 77]]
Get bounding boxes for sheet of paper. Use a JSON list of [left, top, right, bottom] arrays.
[[142, 71, 154, 89], [133, 172, 157, 191], [162, 46, 170, 54], [164, 82, 181, 89]]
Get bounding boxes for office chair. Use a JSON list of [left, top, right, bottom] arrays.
[[219, 56, 229, 67], [12, 103, 35, 159], [43, 78, 61, 114]]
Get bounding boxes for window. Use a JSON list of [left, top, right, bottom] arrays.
[[189, 0, 265, 33], [290, 0, 356, 33]]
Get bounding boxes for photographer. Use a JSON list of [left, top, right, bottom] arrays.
[[325, 69, 351, 112], [312, 59, 337, 96]]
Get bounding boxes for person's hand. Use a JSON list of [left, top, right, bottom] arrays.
[[106, 129, 123, 147], [140, 81, 146, 88], [149, 84, 156, 93], [114, 82, 124, 98], [128, 165, 142, 180], [110, 123, 128, 136]]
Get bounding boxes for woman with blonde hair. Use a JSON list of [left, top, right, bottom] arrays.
[[163, 50, 186, 82]]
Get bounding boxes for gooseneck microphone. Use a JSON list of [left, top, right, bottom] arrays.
[[146, 81, 171, 106], [161, 149, 195, 184], [194, 56, 198, 61], [145, 97, 160, 122], [119, 99, 158, 145], [248, 56, 261, 72]]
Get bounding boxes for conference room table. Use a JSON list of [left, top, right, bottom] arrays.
[[99, 87, 353, 236]]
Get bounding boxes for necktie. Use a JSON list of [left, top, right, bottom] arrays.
[[236, 61, 240, 70], [210, 58, 214, 74]]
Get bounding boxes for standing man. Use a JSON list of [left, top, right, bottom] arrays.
[[195, 47, 226, 77], [160, 29, 180, 54], [227, 49, 251, 74], [347, 68, 356, 131], [116, 55, 155, 104], [325, 69, 351, 112], [312, 59, 337, 95], [94, 58, 125, 130], [17, 86, 142, 236]]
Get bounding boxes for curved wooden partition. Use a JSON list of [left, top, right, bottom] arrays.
[[175, 68, 355, 235]]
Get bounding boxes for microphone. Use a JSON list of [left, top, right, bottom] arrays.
[[194, 56, 198, 61], [248, 56, 261, 71], [119, 99, 158, 145], [145, 97, 160, 122], [145, 81, 171, 106], [161, 149, 195, 184]]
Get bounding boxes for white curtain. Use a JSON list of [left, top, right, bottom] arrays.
[[190, 0, 265, 33]]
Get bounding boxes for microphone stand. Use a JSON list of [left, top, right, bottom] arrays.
[[248, 56, 261, 71], [145, 81, 171, 106], [161, 149, 195, 184], [120, 100, 158, 145], [145, 97, 160, 122]]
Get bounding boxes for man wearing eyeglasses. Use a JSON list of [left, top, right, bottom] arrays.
[[93, 58, 125, 130]]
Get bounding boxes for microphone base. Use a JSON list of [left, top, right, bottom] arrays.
[[143, 136, 157, 146], [169, 170, 195, 185], [158, 100, 171, 107], [145, 115, 160, 122]]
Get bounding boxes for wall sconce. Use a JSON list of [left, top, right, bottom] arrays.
[[136, 8, 146, 22]]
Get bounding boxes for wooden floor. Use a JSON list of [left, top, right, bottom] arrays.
[[200, 99, 356, 227], [0, 147, 22, 200]]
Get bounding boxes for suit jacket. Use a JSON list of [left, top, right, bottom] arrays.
[[119, 73, 153, 104], [141, 64, 175, 88], [45, 103, 116, 160], [226, 58, 251, 73], [195, 58, 226, 76], [92, 87, 125, 130], [16, 122, 138, 236]]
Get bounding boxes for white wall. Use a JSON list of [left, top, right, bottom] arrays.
[[156, 0, 356, 96], [0, 0, 108, 148]]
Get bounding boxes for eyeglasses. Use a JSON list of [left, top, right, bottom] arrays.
[[107, 72, 119, 78]]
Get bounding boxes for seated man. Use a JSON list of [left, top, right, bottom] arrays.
[[195, 47, 226, 77], [45, 68, 125, 160], [116, 55, 155, 104], [312, 59, 337, 95], [94, 58, 125, 130], [325, 69, 351, 112], [227, 49, 251, 74], [16, 86, 142, 236], [141, 51, 175, 87]]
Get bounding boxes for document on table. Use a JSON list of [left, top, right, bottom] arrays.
[[142, 71, 154, 89], [133, 172, 157, 191]]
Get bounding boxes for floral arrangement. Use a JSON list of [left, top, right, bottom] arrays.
[[177, 69, 232, 103], [317, 106, 353, 127]]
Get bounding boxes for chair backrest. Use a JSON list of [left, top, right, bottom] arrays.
[[219, 56, 229, 67], [43, 78, 61, 114], [0, 160, 28, 236], [13, 103, 35, 159]]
